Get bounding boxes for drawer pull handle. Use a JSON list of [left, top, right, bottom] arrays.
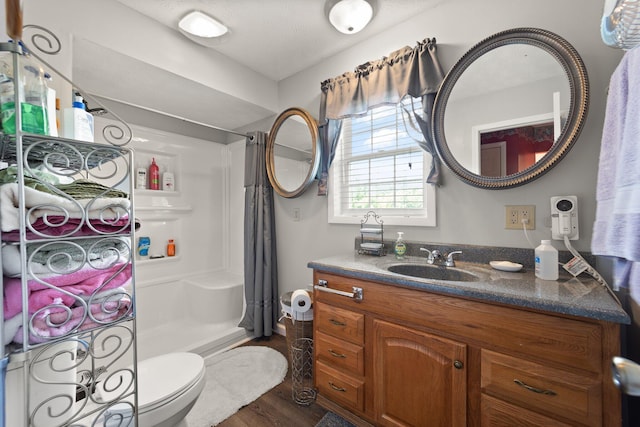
[[454, 360, 463, 369], [514, 379, 557, 396], [329, 319, 347, 327], [316, 280, 363, 302], [329, 382, 347, 392], [328, 349, 347, 358]]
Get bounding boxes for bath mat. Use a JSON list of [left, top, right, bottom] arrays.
[[184, 346, 288, 426], [315, 411, 357, 427]]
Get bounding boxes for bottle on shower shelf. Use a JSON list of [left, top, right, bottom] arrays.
[[149, 158, 160, 190], [167, 239, 176, 257]]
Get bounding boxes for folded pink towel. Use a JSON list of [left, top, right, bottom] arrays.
[[3, 263, 132, 319], [12, 296, 132, 344], [1, 216, 136, 241]]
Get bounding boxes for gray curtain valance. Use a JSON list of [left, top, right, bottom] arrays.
[[320, 38, 443, 120], [317, 38, 444, 194]]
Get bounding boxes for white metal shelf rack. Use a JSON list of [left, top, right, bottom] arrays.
[[0, 31, 138, 427]]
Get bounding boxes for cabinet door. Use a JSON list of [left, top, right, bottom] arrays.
[[373, 320, 467, 427]]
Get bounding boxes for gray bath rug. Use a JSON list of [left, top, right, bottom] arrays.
[[184, 346, 288, 426], [315, 412, 357, 427]]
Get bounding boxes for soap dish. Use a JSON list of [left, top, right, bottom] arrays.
[[489, 260, 523, 272]]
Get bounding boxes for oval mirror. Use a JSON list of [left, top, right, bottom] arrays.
[[432, 28, 589, 189], [266, 107, 321, 198]]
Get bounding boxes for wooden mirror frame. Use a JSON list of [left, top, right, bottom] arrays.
[[432, 28, 589, 189], [266, 107, 321, 198]]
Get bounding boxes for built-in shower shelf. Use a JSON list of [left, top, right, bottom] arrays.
[[135, 189, 182, 197], [137, 255, 182, 265], [136, 205, 193, 213]]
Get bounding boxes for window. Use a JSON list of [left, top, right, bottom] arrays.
[[328, 97, 436, 226]]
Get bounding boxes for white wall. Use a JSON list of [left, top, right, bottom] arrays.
[[273, 0, 625, 295]]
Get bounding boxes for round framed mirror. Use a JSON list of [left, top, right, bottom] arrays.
[[266, 107, 321, 198], [432, 28, 589, 189]]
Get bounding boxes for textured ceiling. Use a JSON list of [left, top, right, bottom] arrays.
[[114, 0, 441, 81]]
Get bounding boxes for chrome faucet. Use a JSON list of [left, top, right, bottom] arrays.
[[420, 248, 462, 267]]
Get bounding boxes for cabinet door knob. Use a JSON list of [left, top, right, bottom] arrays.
[[453, 360, 464, 369]]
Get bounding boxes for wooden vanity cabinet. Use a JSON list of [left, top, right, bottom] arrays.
[[312, 270, 622, 427]]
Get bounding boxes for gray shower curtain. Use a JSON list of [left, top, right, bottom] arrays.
[[238, 131, 279, 337]]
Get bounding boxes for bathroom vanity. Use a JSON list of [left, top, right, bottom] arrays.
[[309, 254, 629, 426]]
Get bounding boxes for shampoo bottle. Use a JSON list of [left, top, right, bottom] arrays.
[[167, 239, 176, 257], [162, 171, 175, 191], [394, 232, 407, 260], [149, 158, 160, 190], [63, 94, 94, 142], [535, 240, 558, 280]]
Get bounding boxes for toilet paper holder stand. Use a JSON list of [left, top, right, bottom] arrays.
[[315, 279, 364, 302]]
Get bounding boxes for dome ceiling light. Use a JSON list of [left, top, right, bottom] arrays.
[[178, 10, 228, 38], [328, 0, 374, 34]]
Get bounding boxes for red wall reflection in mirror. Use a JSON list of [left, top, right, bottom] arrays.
[[480, 123, 554, 176]]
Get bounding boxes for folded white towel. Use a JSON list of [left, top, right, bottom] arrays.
[[0, 183, 131, 232]]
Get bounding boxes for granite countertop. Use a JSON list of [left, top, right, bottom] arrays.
[[308, 253, 630, 324]]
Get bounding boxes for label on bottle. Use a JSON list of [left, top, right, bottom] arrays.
[[395, 242, 406, 258]]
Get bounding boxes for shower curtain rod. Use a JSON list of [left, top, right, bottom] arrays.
[[90, 94, 254, 140]]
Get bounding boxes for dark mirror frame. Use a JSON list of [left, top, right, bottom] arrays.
[[266, 107, 320, 198], [432, 27, 589, 189]]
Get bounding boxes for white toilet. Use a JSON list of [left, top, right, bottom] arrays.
[[136, 352, 207, 427], [101, 352, 207, 427]]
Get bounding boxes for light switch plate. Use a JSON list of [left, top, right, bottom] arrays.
[[505, 205, 535, 230]]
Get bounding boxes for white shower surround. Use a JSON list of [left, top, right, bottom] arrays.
[[95, 122, 252, 362], [135, 272, 251, 361]]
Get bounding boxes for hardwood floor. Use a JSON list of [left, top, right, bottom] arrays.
[[216, 334, 328, 427]]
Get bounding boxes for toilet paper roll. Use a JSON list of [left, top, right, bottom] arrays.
[[291, 289, 312, 314]]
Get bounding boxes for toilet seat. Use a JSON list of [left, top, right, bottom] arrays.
[[137, 352, 205, 413]]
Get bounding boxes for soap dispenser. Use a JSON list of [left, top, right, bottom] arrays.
[[394, 232, 407, 260]]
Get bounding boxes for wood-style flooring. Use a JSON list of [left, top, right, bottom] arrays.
[[216, 333, 328, 427]]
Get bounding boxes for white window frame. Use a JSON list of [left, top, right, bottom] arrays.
[[328, 103, 437, 227]]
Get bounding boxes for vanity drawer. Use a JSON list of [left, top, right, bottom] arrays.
[[481, 350, 601, 426], [316, 331, 365, 375], [315, 302, 365, 345], [316, 360, 365, 412], [481, 394, 573, 427]]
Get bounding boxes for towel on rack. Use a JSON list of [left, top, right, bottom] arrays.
[[2, 287, 130, 345], [9, 296, 132, 344], [0, 182, 131, 232], [1, 215, 137, 241], [3, 262, 132, 319], [2, 237, 130, 277], [592, 45, 640, 293]]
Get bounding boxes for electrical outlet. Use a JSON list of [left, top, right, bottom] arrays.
[[505, 205, 535, 230]]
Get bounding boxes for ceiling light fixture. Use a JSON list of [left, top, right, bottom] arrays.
[[328, 0, 374, 35], [178, 11, 228, 38]]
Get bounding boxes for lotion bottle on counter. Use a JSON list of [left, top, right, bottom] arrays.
[[535, 240, 558, 280], [394, 232, 407, 260]]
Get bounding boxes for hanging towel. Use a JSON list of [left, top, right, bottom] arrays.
[[592, 45, 640, 295]]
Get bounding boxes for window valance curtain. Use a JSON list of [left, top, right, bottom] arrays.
[[317, 37, 444, 195]]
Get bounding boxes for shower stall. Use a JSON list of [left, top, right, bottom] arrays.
[[112, 122, 251, 361]]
